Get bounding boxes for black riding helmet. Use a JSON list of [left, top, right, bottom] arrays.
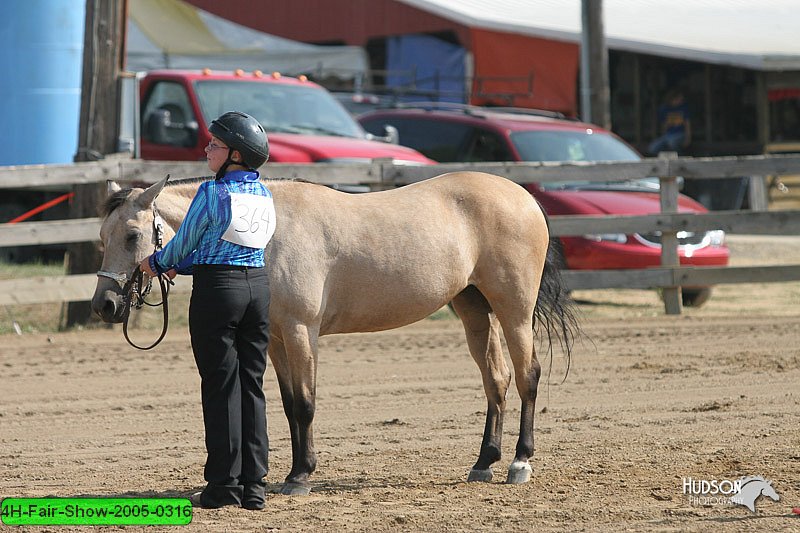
[[208, 111, 269, 175]]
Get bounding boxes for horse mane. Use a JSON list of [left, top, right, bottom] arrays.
[[166, 176, 214, 187], [166, 175, 320, 187], [266, 176, 321, 185], [100, 175, 322, 217], [100, 188, 134, 217]]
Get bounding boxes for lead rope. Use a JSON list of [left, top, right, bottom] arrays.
[[121, 266, 172, 350], [120, 200, 173, 350]]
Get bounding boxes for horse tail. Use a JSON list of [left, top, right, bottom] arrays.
[[534, 216, 581, 381]]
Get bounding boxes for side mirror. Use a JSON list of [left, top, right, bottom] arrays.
[[144, 107, 197, 147], [144, 108, 172, 144], [383, 125, 399, 145], [184, 120, 199, 147], [366, 124, 399, 144]]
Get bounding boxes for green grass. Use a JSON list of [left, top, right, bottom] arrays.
[[0, 260, 68, 334], [0, 260, 65, 281], [429, 305, 457, 320]]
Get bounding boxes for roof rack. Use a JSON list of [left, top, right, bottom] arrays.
[[387, 101, 570, 120], [481, 106, 569, 120], [328, 69, 578, 119]]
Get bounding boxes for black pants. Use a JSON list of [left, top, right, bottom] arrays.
[[189, 265, 270, 494]]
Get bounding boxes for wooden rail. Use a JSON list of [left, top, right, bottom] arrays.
[[2, 154, 800, 315]]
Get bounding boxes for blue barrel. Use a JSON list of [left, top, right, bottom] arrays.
[[0, 1, 85, 165]]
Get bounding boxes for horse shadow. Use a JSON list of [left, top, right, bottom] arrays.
[[288, 479, 461, 495]]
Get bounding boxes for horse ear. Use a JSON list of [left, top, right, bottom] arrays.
[[107, 180, 122, 195], [136, 175, 170, 208]]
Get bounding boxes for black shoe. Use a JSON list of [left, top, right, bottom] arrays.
[[190, 484, 243, 509], [189, 492, 205, 507], [242, 482, 266, 510]]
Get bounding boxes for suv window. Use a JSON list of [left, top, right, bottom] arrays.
[[141, 81, 195, 147], [361, 117, 475, 161], [463, 130, 513, 162], [511, 130, 640, 162]]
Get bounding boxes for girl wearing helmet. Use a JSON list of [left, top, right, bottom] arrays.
[[141, 111, 273, 510]]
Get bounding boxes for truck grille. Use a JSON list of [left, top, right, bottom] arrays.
[[636, 231, 707, 247]]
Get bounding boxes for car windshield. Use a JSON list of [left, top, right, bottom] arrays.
[[510, 129, 656, 190], [194, 80, 365, 139]]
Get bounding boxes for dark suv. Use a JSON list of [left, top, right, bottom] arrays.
[[359, 104, 729, 306]]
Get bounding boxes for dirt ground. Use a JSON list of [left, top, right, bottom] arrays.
[[2, 235, 800, 532]]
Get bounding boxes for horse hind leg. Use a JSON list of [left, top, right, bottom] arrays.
[[494, 310, 540, 485], [451, 286, 511, 483]]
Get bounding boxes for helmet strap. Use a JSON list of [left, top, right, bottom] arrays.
[[215, 148, 256, 179], [215, 148, 236, 180]]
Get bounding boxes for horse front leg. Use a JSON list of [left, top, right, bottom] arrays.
[[267, 337, 304, 494], [278, 323, 319, 496]]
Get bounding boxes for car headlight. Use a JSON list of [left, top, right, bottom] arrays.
[[584, 233, 628, 243], [707, 230, 725, 247]]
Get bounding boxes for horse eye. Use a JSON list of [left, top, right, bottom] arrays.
[[125, 232, 141, 251]]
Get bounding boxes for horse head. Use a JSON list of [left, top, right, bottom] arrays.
[[91, 176, 170, 323]]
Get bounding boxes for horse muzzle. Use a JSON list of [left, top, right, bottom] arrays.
[[91, 279, 127, 323]]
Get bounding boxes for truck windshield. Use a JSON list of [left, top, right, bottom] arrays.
[[194, 80, 365, 139]]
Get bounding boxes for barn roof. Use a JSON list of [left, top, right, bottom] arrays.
[[397, 0, 800, 70]]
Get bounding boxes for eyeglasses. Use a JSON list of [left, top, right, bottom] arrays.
[[206, 141, 229, 151]]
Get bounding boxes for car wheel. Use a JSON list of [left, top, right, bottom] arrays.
[[681, 287, 712, 308]]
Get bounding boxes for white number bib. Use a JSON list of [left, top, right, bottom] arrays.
[[221, 193, 276, 249]]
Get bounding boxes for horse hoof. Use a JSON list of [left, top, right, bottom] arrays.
[[280, 482, 311, 496], [506, 460, 532, 484], [467, 468, 493, 482]]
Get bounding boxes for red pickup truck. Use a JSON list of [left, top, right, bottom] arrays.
[[138, 69, 430, 164]]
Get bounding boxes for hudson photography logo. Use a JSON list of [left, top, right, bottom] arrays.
[[682, 475, 780, 512]]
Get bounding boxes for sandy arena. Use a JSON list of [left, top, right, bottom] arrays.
[[1, 235, 799, 532]]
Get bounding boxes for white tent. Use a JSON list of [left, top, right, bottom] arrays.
[[397, 0, 800, 71], [127, 0, 368, 80]]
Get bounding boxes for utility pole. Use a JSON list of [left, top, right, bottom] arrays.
[[580, 0, 610, 129], [64, 0, 127, 328]]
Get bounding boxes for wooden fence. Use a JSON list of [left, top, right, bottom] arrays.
[[2, 153, 800, 315]]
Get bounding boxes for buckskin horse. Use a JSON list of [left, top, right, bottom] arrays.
[[91, 171, 579, 495]]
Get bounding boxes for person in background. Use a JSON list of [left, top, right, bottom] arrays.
[[648, 89, 691, 156], [140, 111, 274, 511]]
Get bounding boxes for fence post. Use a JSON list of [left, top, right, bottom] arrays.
[[748, 175, 769, 211], [373, 157, 396, 191], [659, 152, 682, 315], [62, 182, 107, 328], [63, 0, 126, 328]]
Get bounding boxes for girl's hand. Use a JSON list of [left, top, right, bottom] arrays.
[[140, 256, 157, 277]]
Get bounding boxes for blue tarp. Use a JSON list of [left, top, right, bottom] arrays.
[[386, 34, 466, 103]]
